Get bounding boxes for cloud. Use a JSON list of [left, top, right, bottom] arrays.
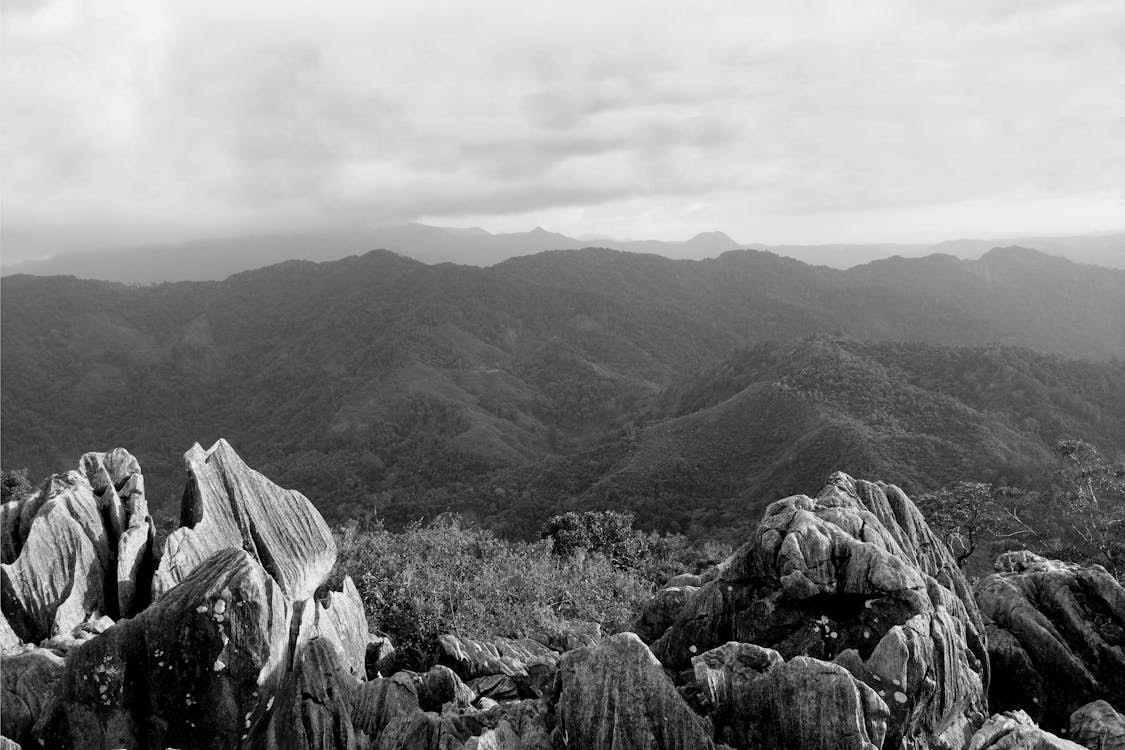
[[1, 0, 1122, 259]]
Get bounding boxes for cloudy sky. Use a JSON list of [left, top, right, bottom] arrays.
[[2, 0, 1122, 261]]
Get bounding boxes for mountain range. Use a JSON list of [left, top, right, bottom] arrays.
[[2, 245, 1123, 538], [2, 223, 1121, 283]]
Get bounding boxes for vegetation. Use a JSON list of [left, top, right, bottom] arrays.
[[918, 440, 1125, 580], [1, 468, 32, 505], [331, 513, 730, 669]]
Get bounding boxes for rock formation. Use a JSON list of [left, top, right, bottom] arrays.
[[152, 439, 336, 600], [550, 631, 717, 749], [0, 449, 152, 644], [975, 551, 1125, 733], [647, 472, 988, 750], [1070, 700, 1125, 750], [966, 710, 1086, 749]]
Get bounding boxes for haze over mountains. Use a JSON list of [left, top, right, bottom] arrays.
[[3, 245, 1123, 540], [2, 223, 1121, 283]]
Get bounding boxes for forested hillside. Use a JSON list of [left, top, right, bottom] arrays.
[[2, 247, 1123, 538]]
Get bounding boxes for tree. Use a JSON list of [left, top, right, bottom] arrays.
[[916, 482, 1008, 568], [1050, 439, 1125, 578], [540, 510, 650, 568]]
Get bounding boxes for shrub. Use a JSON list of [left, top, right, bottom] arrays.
[[539, 510, 650, 568], [333, 515, 655, 670]]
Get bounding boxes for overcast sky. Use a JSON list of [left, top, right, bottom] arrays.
[[2, 0, 1122, 261]]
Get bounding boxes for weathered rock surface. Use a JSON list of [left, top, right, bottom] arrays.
[[1, 647, 65, 748], [1, 472, 108, 642], [305, 575, 369, 679], [438, 633, 559, 680], [975, 551, 1125, 733], [967, 710, 1086, 750], [551, 631, 716, 749], [648, 472, 987, 750], [0, 448, 153, 644], [692, 641, 888, 749], [152, 439, 336, 601], [42, 547, 295, 750], [631, 584, 698, 642], [1070, 700, 1125, 750]]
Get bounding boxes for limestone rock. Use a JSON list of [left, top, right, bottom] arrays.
[[42, 548, 295, 750], [438, 633, 558, 680], [0, 612, 21, 652], [551, 631, 716, 750], [152, 439, 336, 601], [350, 672, 421, 745], [975, 551, 1125, 733], [1070, 700, 1125, 750], [0, 737, 20, 750], [967, 710, 1086, 750], [305, 576, 368, 679], [415, 664, 476, 712], [247, 638, 358, 750], [365, 632, 396, 679], [692, 641, 888, 749], [648, 472, 987, 750], [0, 472, 108, 642], [1, 647, 64, 748], [631, 585, 697, 642]]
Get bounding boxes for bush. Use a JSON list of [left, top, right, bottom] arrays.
[[539, 510, 650, 568], [332, 515, 655, 669]]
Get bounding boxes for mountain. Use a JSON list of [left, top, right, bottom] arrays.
[[2, 247, 1123, 536], [3, 222, 1120, 283]]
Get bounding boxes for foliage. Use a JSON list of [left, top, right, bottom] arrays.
[[915, 482, 1007, 568], [331, 515, 655, 670], [0, 468, 32, 505], [540, 510, 650, 568]]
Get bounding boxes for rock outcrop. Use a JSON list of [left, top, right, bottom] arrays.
[[692, 641, 888, 749], [551, 631, 717, 750], [647, 472, 988, 750], [1, 647, 65, 748], [0, 449, 153, 644], [967, 710, 1086, 750], [153, 439, 336, 601], [975, 551, 1125, 733], [1070, 700, 1125, 750]]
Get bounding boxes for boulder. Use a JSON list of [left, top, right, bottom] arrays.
[[1, 647, 65, 748], [975, 551, 1125, 733], [152, 439, 336, 601], [415, 664, 476, 711], [648, 472, 987, 750], [1070, 700, 1125, 750], [967, 710, 1086, 750], [692, 641, 888, 749], [551, 631, 716, 749]]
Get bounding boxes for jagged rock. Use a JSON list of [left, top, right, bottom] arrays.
[[631, 585, 697, 642], [350, 672, 421, 744], [415, 665, 476, 712], [366, 632, 396, 679], [0, 737, 21, 750], [1, 647, 65, 748], [0, 472, 108, 642], [648, 472, 987, 750], [41, 548, 296, 750], [551, 631, 716, 749], [667, 573, 702, 588], [438, 633, 558, 680], [152, 439, 336, 601], [0, 612, 20, 652], [692, 641, 888, 749], [469, 674, 520, 702], [248, 638, 358, 750], [1070, 700, 1125, 750], [305, 576, 368, 679], [975, 551, 1125, 733], [967, 710, 1086, 750], [115, 517, 154, 617], [0, 500, 22, 564], [79, 448, 141, 493]]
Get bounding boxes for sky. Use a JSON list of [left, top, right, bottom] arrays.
[[2, 0, 1123, 262]]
